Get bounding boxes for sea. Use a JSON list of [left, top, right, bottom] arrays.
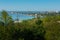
[[8, 13, 34, 21]]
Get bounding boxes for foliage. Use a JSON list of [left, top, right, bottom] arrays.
[[0, 10, 60, 40], [0, 11, 46, 40], [43, 16, 60, 40], [0, 10, 13, 27]]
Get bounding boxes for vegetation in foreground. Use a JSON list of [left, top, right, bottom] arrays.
[[0, 11, 60, 40]]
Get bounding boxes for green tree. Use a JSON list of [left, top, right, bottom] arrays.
[[43, 16, 60, 40], [0, 10, 13, 27]]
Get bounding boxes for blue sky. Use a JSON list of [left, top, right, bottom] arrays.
[[0, 0, 60, 11]]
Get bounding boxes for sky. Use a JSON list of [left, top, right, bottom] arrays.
[[0, 0, 60, 11]]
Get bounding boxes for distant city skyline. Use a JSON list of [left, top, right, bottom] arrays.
[[0, 0, 60, 11]]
